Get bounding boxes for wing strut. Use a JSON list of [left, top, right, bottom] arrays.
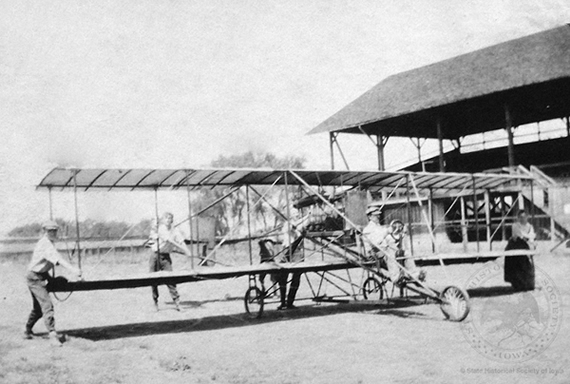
[[408, 174, 449, 281], [73, 170, 82, 272]]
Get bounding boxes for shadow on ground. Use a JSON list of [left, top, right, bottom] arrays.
[[65, 300, 424, 341], [177, 296, 244, 308], [64, 286, 518, 341]]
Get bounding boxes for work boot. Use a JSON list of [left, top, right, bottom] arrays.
[[23, 328, 36, 340], [49, 331, 63, 347]]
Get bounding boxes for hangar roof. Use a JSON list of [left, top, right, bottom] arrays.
[[308, 25, 570, 139]]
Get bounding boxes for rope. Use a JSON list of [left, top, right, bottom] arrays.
[[52, 289, 72, 302]]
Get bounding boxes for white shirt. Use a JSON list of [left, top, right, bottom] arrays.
[[151, 224, 186, 254], [512, 222, 536, 242], [362, 221, 389, 252], [28, 235, 62, 273]]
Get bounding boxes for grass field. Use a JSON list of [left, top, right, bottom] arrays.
[[1, 246, 569, 384]]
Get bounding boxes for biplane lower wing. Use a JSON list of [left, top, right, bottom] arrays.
[[48, 261, 357, 292], [412, 250, 538, 266]]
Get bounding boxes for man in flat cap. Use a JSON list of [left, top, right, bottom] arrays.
[[148, 212, 190, 311], [24, 220, 82, 346], [362, 206, 401, 282]]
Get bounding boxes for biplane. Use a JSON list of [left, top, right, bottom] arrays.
[[38, 167, 537, 322]]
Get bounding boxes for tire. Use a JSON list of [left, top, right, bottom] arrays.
[[362, 277, 384, 300], [439, 285, 470, 322], [244, 286, 264, 319]]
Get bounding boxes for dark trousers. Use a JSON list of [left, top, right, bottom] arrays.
[[149, 252, 180, 303], [504, 238, 535, 291], [277, 273, 301, 307], [25, 271, 56, 333]]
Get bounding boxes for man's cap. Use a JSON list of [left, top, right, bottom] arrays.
[[366, 206, 382, 215], [42, 220, 59, 230]]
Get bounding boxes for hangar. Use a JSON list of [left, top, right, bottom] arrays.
[[309, 24, 570, 248]]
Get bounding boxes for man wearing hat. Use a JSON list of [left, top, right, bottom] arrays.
[[148, 212, 188, 311], [24, 220, 82, 346], [362, 205, 401, 282]]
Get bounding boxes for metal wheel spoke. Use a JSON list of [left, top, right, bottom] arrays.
[[439, 286, 470, 322]]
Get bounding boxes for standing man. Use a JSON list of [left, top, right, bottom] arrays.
[[24, 220, 82, 346], [276, 212, 308, 310], [276, 236, 303, 310], [149, 212, 190, 311]]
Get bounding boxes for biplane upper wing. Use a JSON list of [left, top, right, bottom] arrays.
[[38, 167, 532, 191]]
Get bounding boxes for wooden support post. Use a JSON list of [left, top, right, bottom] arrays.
[[460, 196, 468, 252], [333, 134, 350, 170], [472, 176, 480, 252], [484, 190, 492, 251], [505, 104, 515, 167], [186, 172, 195, 270], [48, 187, 53, 220], [405, 175, 414, 256], [376, 135, 386, 171], [428, 188, 435, 253], [551, 217, 556, 247], [196, 215, 201, 258], [246, 186, 253, 265], [154, 188, 161, 270], [530, 180, 535, 223], [501, 195, 507, 241], [329, 132, 335, 170], [437, 118, 445, 172], [284, 171, 293, 262], [416, 138, 423, 165], [73, 171, 82, 272]]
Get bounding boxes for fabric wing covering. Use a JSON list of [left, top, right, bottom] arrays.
[[38, 168, 532, 192]]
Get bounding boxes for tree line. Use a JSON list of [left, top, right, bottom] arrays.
[[8, 218, 152, 239], [9, 151, 306, 239]]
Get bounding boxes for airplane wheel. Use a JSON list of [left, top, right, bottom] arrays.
[[439, 285, 470, 322], [244, 286, 264, 319], [362, 277, 384, 300]]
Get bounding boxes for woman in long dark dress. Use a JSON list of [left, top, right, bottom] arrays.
[[504, 211, 536, 291]]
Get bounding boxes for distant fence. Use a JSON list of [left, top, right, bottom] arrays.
[[0, 237, 149, 262]]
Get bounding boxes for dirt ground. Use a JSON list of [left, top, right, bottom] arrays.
[[1, 250, 569, 384]]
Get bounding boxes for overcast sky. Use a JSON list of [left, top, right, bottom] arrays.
[[1, 0, 569, 236]]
